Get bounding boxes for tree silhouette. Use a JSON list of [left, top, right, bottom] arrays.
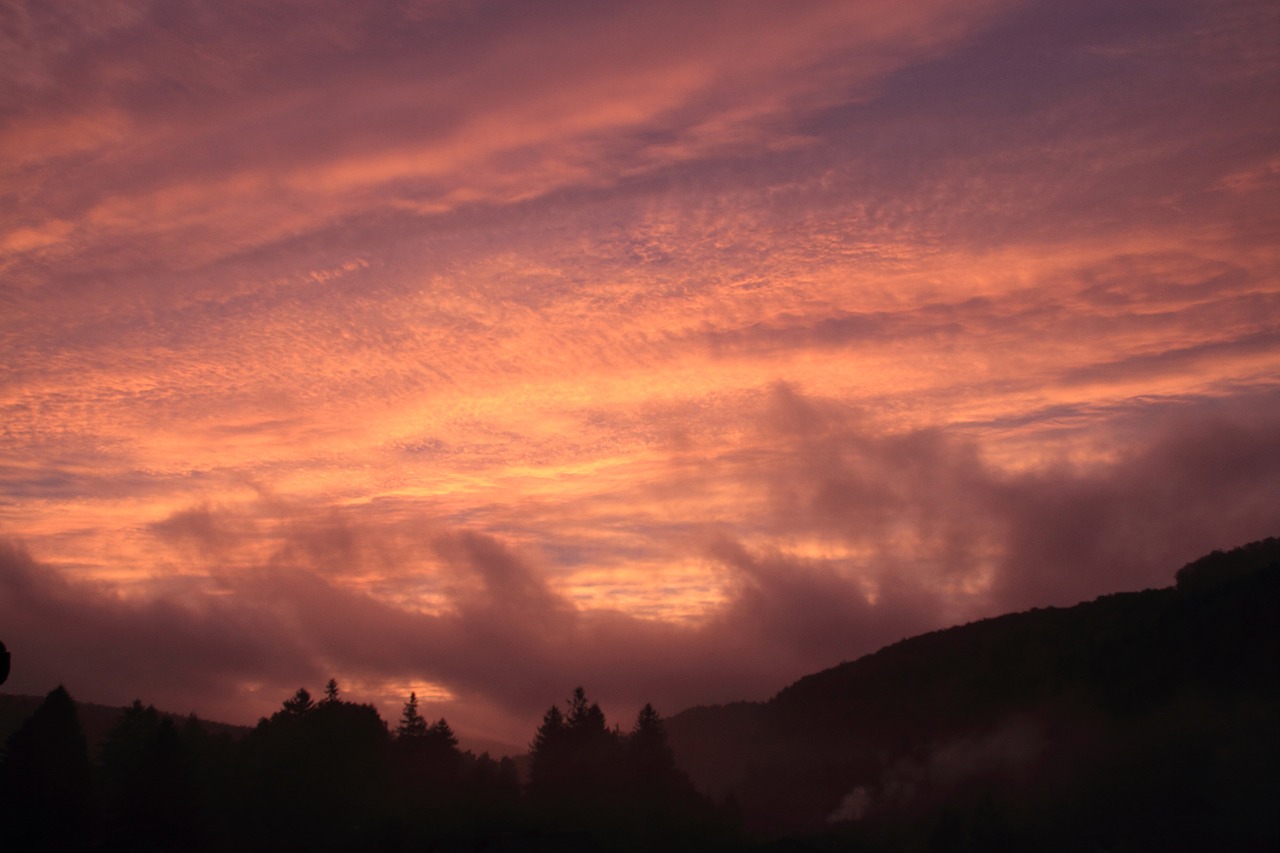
[[99, 700, 202, 850], [387, 693, 466, 835], [528, 703, 567, 799], [176, 713, 236, 846], [280, 687, 315, 717], [427, 716, 459, 752], [241, 686, 389, 848], [567, 686, 601, 729], [471, 750, 522, 823], [524, 689, 724, 845], [628, 703, 679, 791], [621, 702, 717, 844], [0, 538, 1265, 849], [394, 693, 460, 769], [0, 685, 94, 850], [396, 691, 428, 739], [531, 703, 565, 756], [527, 686, 626, 829]]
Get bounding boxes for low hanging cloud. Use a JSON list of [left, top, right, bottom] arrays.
[[829, 715, 1046, 823], [754, 384, 1280, 596], [3, 386, 1277, 746]]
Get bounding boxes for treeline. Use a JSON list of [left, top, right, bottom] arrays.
[[0, 682, 736, 851]]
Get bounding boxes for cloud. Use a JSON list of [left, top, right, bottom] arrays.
[[5, 385, 1277, 747], [705, 536, 944, 671], [988, 407, 1280, 609], [850, 716, 1046, 820], [1, 0, 1023, 278], [749, 384, 1280, 613], [0, 539, 310, 719], [1, 0, 1277, 749]]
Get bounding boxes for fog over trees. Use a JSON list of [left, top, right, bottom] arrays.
[[0, 538, 1276, 850]]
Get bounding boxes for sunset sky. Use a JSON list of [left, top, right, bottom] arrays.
[[2, 0, 1278, 749]]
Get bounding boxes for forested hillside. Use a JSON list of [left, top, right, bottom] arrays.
[[2, 538, 1275, 850], [666, 537, 1280, 849], [0, 683, 731, 851]]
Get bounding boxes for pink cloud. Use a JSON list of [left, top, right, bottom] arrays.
[[5, 385, 1277, 746], [1, 0, 1277, 746]]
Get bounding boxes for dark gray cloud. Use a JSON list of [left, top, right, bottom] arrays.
[[739, 384, 1280, 613]]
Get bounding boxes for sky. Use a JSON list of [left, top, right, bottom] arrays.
[[1, 0, 1278, 750]]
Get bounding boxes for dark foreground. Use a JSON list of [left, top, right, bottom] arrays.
[[1, 538, 1276, 851]]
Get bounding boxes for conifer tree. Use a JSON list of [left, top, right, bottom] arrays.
[[427, 717, 459, 751], [528, 687, 624, 816], [629, 703, 674, 768], [628, 703, 681, 800], [528, 703, 567, 797], [322, 678, 341, 704], [530, 704, 565, 758], [0, 685, 94, 849], [246, 685, 390, 848], [397, 691, 428, 739], [100, 701, 200, 849], [281, 687, 314, 717]]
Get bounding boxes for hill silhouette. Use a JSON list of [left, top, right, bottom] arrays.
[[0, 693, 250, 754], [0, 538, 1274, 849], [666, 537, 1280, 848]]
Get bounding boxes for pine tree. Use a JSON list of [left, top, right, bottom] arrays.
[[0, 685, 94, 849], [397, 692, 428, 739], [566, 686, 594, 730], [628, 703, 679, 793], [427, 717, 459, 751], [322, 678, 341, 704], [528, 703, 567, 798], [281, 687, 314, 717], [100, 701, 201, 849], [528, 687, 624, 817], [630, 703, 669, 755], [247, 686, 391, 846], [530, 703, 565, 757]]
